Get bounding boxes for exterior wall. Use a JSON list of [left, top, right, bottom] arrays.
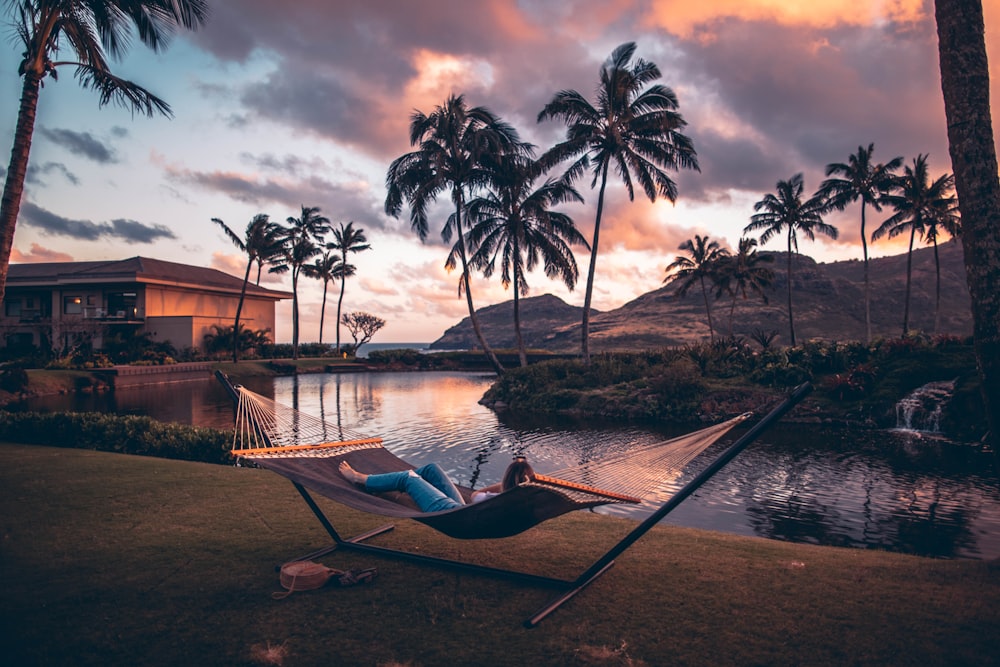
[[1, 280, 283, 353]]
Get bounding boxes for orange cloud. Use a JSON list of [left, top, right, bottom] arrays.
[[642, 0, 926, 37], [11, 244, 73, 263]]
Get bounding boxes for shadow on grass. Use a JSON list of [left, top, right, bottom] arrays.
[[1, 443, 998, 666]]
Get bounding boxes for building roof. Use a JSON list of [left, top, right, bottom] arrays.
[[7, 256, 291, 300]]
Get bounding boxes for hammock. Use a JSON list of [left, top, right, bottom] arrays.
[[216, 371, 811, 625]]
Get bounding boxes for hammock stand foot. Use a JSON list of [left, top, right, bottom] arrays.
[[292, 482, 574, 591]]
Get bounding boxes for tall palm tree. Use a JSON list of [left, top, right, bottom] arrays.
[[935, 0, 1000, 447], [873, 155, 954, 337], [715, 237, 775, 337], [819, 144, 903, 342], [744, 174, 836, 347], [0, 0, 208, 306], [303, 251, 338, 346], [327, 222, 370, 354], [211, 213, 283, 363], [385, 94, 522, 374], [922, 199, 962, 334], [271, 206, 329, 359], [465, 153, 589, 366], [665, 235, 729, 342], [538, 41, 699, 364]]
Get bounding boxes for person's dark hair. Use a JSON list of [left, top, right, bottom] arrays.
[[501, 456, 535, 490]]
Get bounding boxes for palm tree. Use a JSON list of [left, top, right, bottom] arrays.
[[819, 144, 903, 342], [744, 174, 837, 347], [665, 235, 729, 342], [538, 41, 699, 364], [873, 155, 954, 337], [211, 213, 283, 362], [303, 251, 339, 346], [935, 0, 1000, 447], [922, 196, 962, 334], [0, 0, 208, 306], [466, 153, 589, 366], [385, 94, 522, 374], [327, 222, 370, 354], [271, 205, 329, 359], [715, 237, 775, 337]]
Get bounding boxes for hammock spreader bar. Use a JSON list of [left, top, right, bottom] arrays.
[[215, 371, 811, 627]]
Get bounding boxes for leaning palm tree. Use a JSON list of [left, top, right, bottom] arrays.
[[538, 41, 699, 364], [271, 206, 329, 359], [0, 0, 208, 306], [715, 237, 775, 337], [385, 94, 523, 374], [744, 174, 837, 347], [303, 251, 339, 346], [327, 222, 370, 354], [873, 155, 954, 337], [665, 235, 729, 342], [465, 153, 589, 367], [819, 144, 903, 342], [211, 213, 284, 363]]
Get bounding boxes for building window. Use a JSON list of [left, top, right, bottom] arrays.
[[5, 299, 21, 317], [64, 296, 83, 315], [86, 295, 96, 306]]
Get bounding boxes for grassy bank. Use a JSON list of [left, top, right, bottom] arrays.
[[1, 443, 997, 666]]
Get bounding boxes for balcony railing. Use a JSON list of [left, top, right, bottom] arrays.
[[82, 307, 145, 321]]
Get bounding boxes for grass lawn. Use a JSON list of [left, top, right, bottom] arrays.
[[1, 443, 998, 667]]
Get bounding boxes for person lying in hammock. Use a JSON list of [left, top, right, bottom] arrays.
[[338, 456, 535, 513]]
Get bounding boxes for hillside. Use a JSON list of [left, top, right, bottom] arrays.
[[429, 242, 973, 351]]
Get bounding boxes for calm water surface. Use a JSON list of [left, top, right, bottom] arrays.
[[17, 370, 1000, 560]]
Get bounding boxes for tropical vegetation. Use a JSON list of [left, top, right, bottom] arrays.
[[665, 235, 729, 342], [819, 144, 903, 343], [744, 173, 838, 347], [873, 155, 957, 337], [0, 0, 208, 307], [537, 41, 699, 365], [326, 222, 371, 353], [466, 153, 588, 366]]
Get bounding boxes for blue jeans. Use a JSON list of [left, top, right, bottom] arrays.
[[364, 463, 465, 512]]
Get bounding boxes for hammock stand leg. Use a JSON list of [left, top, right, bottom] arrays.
[[524, 381, 813, 628], [291, 482, 575, 590]]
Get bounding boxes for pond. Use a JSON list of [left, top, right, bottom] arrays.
[[13, 370, 1000, 560]]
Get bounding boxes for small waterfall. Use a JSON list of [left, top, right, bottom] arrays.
[[895, 380, 955, 433]]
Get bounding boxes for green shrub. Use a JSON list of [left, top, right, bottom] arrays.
[[0, 411, 233, 465]]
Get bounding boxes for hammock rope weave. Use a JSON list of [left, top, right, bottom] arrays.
[[227, 383, 750, 534]]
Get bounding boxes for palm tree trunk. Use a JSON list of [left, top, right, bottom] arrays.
[[291, 270, 300, 360], [861, 204, 872, 343], [729, 293, 738, 337], [699, 275, 715, 342], [336, 274, 346, 354], [232, 260, 253, 363], [319, 280, 328, 345], [933, 238, 942, 334], [786, 232, 796, 347], [903, 225, 916, 337], [935, 0, 1000, 447], [0, 73, 43, 306], [513, 242, 528, 368], [454, 195, 504, 375], [582, 162, 610, 365]]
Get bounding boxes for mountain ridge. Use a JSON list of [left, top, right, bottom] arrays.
[[429, 242, 972, 351]]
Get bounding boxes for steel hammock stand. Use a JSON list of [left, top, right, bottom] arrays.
[[216, 371, 811, 626]]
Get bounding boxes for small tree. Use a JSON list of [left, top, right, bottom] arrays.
[[340, 312, 386, 355]]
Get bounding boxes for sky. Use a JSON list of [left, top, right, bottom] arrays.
[[1, 0, 998, 344]]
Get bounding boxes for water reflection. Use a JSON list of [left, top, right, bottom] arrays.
[[10, 370, 999, 559]]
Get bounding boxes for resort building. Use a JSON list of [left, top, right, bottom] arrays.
[[0, 257, 291, 354]]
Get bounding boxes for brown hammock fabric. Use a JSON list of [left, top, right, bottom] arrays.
[[224, 376, 749, 539]]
